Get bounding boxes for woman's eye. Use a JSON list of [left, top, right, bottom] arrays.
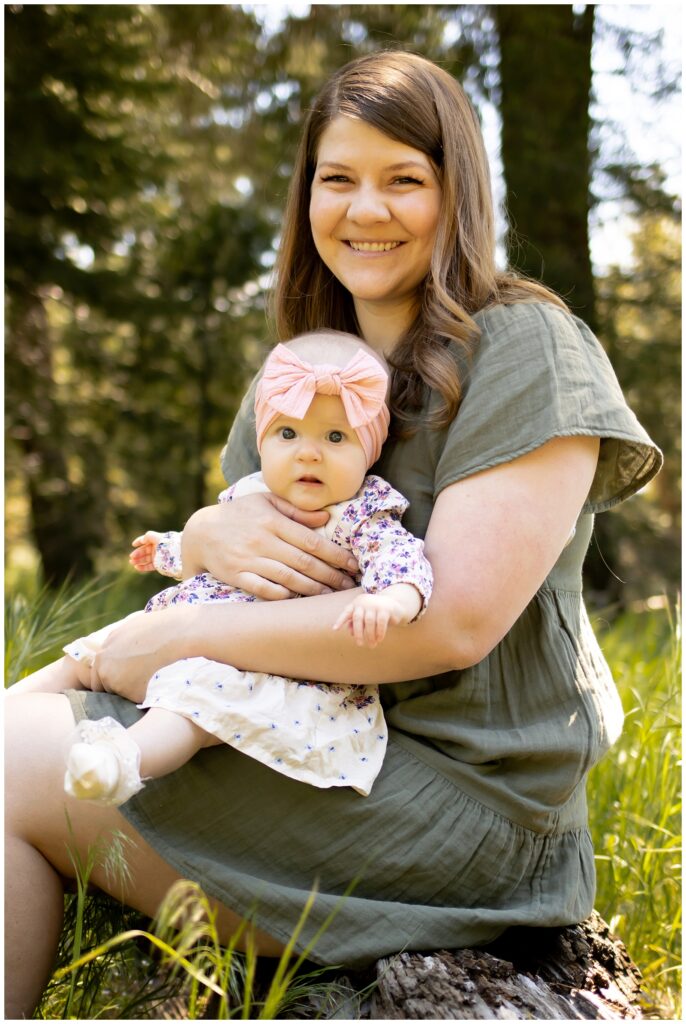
[[327, 431, 345, 443], [319, 174, 351, 184], [280, 427, 296, 439], [393, 175, 424, 186]]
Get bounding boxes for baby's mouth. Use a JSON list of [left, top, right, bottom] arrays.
[[298, 475, 323, 484]]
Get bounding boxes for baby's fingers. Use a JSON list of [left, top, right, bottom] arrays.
[[373, 609, 391, 646], [129, 549, 155, 572], [349, 605, 382, 648], [332, 608, 353, 633]]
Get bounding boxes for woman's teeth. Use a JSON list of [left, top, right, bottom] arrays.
[[348, 241, 402, 252]]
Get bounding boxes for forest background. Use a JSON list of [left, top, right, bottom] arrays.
[[3, 5, 682, 1017], [5, 3, 681, 609]]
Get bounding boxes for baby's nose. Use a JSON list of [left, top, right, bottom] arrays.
[[297, 441, 322, 461]]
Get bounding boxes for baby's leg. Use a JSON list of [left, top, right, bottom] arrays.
[[64, 708, 221, 806], [5, 655, 85, 698], [128, 708, 221, 779]]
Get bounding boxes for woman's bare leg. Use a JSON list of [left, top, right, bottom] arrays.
[[4, 693, 285, 1020]]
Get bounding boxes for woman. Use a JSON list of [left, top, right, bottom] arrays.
[[5, 51, 661, 1018]]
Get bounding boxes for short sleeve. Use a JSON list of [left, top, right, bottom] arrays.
[[220, 373, 260, 485], [434, 302, 663, 513]]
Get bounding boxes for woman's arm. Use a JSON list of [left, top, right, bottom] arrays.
[[92, 436, 599, 699]]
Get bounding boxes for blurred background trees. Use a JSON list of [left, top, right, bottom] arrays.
[[5, 3, 681, 608]]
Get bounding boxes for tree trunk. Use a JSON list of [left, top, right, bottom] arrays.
[[494, 4, 597, 332], [5, 289, 103, 583], [494, 5, 626, 604]]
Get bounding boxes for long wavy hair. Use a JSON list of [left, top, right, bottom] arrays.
[[272, 51, 567, 433]]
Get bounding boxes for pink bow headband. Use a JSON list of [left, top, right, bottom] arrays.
[[255, 343, 390, 467]]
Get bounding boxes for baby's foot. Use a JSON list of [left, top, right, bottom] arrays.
[[64, 717, 144, 806]]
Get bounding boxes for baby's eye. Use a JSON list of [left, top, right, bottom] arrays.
[[280, 427, 297, 440], [327, 430, 345, 443]]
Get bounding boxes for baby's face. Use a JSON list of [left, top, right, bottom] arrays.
[[260, 394, 368, 510]]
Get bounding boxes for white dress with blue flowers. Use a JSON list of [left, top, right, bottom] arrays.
[[65, 473, 432, 796]]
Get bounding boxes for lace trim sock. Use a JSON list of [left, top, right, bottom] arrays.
[[64, 716, 144, 806]]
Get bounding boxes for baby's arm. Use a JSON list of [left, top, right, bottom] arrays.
[[333, 583, 422, 648], [332, 480, 434, 649], [130, 485, 239, 579]]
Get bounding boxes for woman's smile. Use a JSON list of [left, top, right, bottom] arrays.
[[345, 240, 404, 253]]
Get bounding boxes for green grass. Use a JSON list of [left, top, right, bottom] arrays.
[[588, 602, 682, 1019], [5, 569, 160, 683], [5, 573, 681, 1018], [39, 857, 368, 1019]]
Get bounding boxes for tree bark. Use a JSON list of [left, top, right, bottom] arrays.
[[368, 912, 644, 1019], [494, 4, 597, 332], [493, 5, 628, 604]]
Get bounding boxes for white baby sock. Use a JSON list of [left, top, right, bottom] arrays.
[[64, 717, 144, 806]]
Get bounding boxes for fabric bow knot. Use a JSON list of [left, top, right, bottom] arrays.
[[254, 343, 390, 467], [258, 344, 387, 428]]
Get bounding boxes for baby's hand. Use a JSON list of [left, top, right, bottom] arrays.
[[129, 531, 163, 573], [332, 584, 422, 648]]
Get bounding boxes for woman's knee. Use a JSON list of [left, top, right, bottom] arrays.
[[4, 694, 90, 867]]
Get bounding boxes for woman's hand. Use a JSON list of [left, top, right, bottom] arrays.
[[89, 609, 188, 700], [181, 493, 359, 600]]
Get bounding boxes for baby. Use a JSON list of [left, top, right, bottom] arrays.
[[10, 331, 433, 801]]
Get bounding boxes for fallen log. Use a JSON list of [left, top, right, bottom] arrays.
[[368, 911, 645, 1020], [147, 909, 646, 1019]]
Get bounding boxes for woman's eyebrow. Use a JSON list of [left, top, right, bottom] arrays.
[[386, 161, 431, 171], [316, 159, 430, 171]]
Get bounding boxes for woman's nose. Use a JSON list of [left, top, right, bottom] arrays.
[[346, 185, 392, 224]]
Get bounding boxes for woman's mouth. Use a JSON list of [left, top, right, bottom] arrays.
[[346, 241, 403, 252]]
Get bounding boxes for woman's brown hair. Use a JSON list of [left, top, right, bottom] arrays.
[[272, 51, 568, 432]]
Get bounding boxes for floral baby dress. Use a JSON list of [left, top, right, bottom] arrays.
[[64, 472, 432, 796]]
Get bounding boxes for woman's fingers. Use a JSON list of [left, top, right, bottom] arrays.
[[235, 553, 346, 600], [274, 527, 357, 588], [233, 571, 294, 602], [89, 658, 107, 692], [266, 495, 359, 575], [265, 534, 357, 594]]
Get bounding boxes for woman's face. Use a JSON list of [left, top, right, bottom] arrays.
[[309, 116, 442, 325]]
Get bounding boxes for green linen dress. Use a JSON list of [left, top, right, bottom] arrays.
[[68, 301, 662, 968]]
